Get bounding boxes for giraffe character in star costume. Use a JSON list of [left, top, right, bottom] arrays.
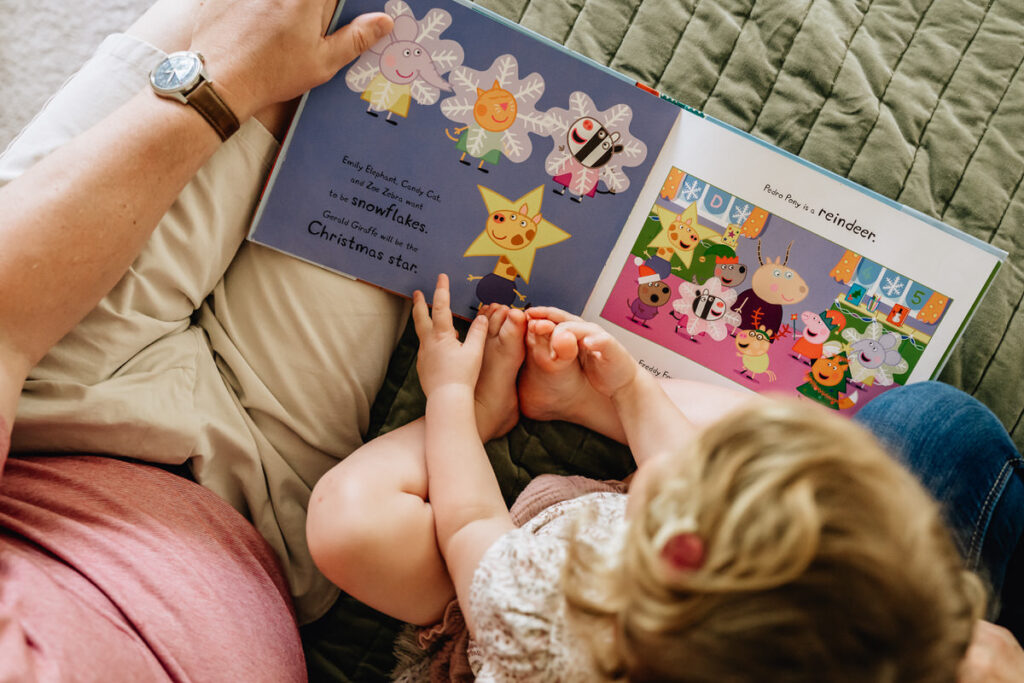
[[464, 185, 570, 309], [639, 201, 724, 286]]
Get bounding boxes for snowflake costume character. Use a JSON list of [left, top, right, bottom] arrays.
[[345, 1, 463, 122], [842, 321, 909, 386], [441, 55, 547, 170], [544, 93, 647, 202]]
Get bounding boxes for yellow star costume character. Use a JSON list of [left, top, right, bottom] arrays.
[[645, 201, 720, 270], [465, 185, 570, 308]]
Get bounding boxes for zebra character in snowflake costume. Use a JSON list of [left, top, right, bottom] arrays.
[[544, 92, 647, 203]]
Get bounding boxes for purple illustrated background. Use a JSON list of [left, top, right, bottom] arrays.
[[250, 0, 679, 316]]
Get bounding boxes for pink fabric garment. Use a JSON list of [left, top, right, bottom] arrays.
[[0, 454, 306, 682]]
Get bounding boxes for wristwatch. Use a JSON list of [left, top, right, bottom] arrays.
[[149, 51, 240, 141]]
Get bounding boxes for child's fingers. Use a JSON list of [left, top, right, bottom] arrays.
[[431, 273, 453, 330], [411, 289, 431, 339], [461, 314, 490, 360]]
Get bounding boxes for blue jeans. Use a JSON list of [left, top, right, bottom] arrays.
[[856, 381, 1023, 634]]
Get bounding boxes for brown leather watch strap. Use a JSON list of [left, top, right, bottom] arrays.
[[187, 80, 240, 141]]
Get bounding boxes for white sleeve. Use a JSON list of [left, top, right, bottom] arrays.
[[467, 525, 569, 680]]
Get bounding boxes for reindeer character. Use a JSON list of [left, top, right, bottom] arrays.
[[733, 240, 808, 337]]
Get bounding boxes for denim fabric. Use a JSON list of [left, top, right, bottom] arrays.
[[856, 381, 1024, 628]]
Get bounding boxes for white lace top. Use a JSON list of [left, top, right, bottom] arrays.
[[466, 492, 628, 681]]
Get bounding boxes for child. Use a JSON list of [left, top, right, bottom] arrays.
[[307, 274, 984, 681]]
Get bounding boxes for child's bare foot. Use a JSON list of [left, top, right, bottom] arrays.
[[474, 304, 527, 441], [519, 307, 605, 425]]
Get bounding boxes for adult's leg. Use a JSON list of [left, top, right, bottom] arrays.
[[855, 381, 1024, 623]]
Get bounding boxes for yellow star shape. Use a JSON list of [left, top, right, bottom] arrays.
[[463, 185, 570, 283], [646, 201, 721, 268]]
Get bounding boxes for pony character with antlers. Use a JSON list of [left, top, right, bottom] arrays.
[[733, 239, 808, 336]]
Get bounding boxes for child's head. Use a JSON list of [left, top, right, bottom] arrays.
[[565, 399, 985, 682]]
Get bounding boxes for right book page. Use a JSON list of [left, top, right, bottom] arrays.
[[582, 110, 1005, 415]]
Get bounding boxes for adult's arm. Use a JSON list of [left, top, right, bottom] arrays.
[[0, 0, 393, 471], [959, 621, 1024, 682]]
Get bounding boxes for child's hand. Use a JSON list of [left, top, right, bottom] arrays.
[[412, 274, 489, 398]]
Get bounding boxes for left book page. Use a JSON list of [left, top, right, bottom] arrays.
[[249, 0, 678, 316]]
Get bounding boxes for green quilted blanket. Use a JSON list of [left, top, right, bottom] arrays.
[[303, 0, 1024, 679]]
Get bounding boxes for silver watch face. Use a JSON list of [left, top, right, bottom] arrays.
[[151, 51, 203, 94]]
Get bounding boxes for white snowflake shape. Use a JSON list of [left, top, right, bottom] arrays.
[[680, 178, 702, 202], [730, 203, 752, 225], [439, 54, 548, 163], [881, 275, 906, 298]]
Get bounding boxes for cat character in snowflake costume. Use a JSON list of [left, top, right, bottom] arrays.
[[441, 55, 547, 172], [345, 2, 463, 123], [544, 92, 647, 203]]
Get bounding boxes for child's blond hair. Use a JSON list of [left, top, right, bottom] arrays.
[[565, 399, 985, 682]]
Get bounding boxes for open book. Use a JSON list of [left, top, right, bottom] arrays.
[[249, 0, 1005, 414]]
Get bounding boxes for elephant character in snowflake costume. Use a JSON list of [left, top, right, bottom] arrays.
[[842, 321, 909, 387], [345, 2, 463, 123]]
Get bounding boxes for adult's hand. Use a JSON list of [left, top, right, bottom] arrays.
[[959, 621, 1024, 682], [189, 0, 393, 121]]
